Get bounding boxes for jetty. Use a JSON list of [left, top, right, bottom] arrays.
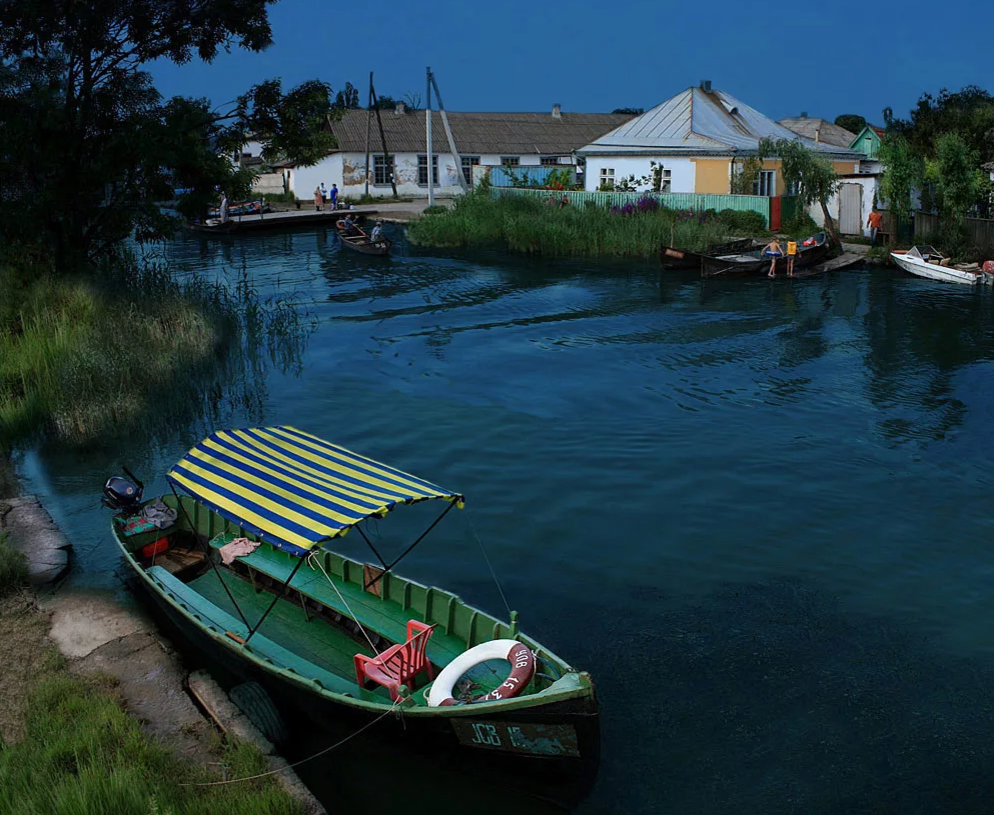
[[186, 206, 379, 236]]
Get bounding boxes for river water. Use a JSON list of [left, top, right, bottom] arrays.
[[18, 225, 994, 813]]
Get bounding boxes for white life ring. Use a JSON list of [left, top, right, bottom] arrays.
[[427, 639, 535, 707]]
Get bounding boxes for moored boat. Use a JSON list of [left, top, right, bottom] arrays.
[[890, 245, 985, 286], [661, 233, 830, 277], [104, 427, 598, 804]]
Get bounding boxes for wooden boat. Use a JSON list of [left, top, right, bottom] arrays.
[[660, 237, 756, 270], [104, 427, 598, 804], [337, 221, 391, 256], [689, 232, 830, 278], [890, 245, 984, 286]]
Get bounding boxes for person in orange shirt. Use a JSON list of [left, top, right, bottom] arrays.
[[867, 207, 883, 247]]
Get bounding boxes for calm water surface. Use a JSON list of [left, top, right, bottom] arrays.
[[19, 226, 994, 813]]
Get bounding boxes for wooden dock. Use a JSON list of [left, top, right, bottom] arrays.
[[800, 252, 864, 276], [185, 207, 379, 236]]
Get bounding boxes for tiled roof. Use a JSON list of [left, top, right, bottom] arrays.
[[777, 118, 856, 149], [579, 87, 863, 159], [328, 109, 633, 155]]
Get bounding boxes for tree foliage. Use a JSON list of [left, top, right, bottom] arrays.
[[612, 107, 645, 116], [0, 0, 338, 265], [834, 114, 867, 135], [760, 138, 841, 244], [877, 133, 924, 222], [926, 132, 981, 245], [334, 82, 359, 109], [884, 85, 994, 162]]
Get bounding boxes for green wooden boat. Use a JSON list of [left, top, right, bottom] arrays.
[[106, 426, 599, 803]]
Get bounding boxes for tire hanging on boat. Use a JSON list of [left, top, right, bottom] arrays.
[[428, 639, 536, 707]]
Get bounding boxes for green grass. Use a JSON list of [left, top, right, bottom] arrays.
[[0, 672, 300, 815], [407, 193, 763, 259], [0, 533, 28, 599]]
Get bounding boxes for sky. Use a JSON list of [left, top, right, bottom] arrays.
[[150, 0, 990, 127]]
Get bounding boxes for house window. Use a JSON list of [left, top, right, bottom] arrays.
[[659, 168, 672, 193], [501, 156, 520, 167], [373, 154, 394, 186], [599, 167, 615, 189], [540, 156, 565, 166], [754, 170, 776, 197], [461, 156, 480, 185], [417, 154, 439, 186]]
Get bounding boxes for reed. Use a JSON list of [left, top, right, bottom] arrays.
[[407, 193, 745, 259], [0, 672, 299, 814]]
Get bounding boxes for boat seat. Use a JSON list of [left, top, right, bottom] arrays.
[[146, 565, 383, 701], [207, 534, 467, 664], [354, 620, 436, 701]]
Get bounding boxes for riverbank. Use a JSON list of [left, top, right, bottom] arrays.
[[0, 507, 324, 814], [406, 191, 779, 259]]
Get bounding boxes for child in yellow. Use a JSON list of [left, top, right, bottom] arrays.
[[786, 239, 798, 277]]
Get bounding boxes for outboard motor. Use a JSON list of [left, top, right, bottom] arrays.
[[101, 467, 145, 515]]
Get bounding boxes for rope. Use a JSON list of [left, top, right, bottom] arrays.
[[182, 701, 402, 787], [467, 511, 513, 620], [306, 551, 380, 656]]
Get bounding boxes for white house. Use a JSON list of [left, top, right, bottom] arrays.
[[270, 105, 632, 200], [578, 83, 877, 235]]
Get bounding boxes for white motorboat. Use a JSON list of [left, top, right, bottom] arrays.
[[890, 245, 983, 286]]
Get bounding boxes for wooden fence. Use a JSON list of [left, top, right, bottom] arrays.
[[915, 211, 994, 250]]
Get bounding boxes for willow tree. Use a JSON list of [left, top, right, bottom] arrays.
[[761, 138, 841, 245]]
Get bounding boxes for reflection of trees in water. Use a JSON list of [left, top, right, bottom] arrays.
[[862, 278, 993, 444]]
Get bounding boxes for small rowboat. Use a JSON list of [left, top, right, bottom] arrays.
[[337, 220, 391, 256], [890, 245, 986, 286], [103, 427, 599, 805], [662, 232, 830, 278]]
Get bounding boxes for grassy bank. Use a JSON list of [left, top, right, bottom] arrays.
[[0, 250, 306, 448], [407, 193, 773, 259]]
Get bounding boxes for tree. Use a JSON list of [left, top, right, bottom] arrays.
[[877, 133, 924, 229], [612, 107, 644, 116], [334, 82, 360, 109], [885, 85, 994, 162], [0, 0, 337, 266], [402, 92, 422, 111], [927, 132, 980, 246], [371, 95, 397, 110], [761, 138, 841, 245], [834, 114, 867, 135]]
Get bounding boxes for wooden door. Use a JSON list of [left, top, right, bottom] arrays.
[[839, 183, 862, 235]]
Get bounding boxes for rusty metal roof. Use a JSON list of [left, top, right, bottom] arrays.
[[327, 109, 633, 156], [777, 118, 856, 148], [579, 88, 863, 159]]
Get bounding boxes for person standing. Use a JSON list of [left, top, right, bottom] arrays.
[[330, 183, 339, 209], [219, 193, 229, 224], [786, 238, 798, 277], [763, 237, 783, 278], [320, 182, 327, 203], [867, 206, 883, 247], [314, 186, 323, 212]]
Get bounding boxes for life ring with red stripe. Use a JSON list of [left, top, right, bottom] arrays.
[[427, 640, 535, 707]]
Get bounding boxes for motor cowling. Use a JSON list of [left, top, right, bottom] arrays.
[[102, 475, 144, 515]]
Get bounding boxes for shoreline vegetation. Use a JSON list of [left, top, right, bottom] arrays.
[[0, 248, 308, 449], [0, 537, 301, 815], [407, 192, 816, 260]]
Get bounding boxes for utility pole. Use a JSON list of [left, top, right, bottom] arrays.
[[369, 80, 398, 197], [426, 67, 434, 207], [429, 71, 467, 192], [364, 71, 372, 197]]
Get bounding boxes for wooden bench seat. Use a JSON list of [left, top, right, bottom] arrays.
[[208, 533, 467, 664], [146, 565, 383, 701]]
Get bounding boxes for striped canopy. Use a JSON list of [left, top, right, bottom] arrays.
[[167, 426, 463, 556]]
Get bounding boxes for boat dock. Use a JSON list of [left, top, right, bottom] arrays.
[[186, 206, 379, 236]]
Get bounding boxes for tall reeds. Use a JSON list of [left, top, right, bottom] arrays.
[[407, 193, 751, 258]]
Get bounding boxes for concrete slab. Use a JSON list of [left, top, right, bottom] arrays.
[[43, 588, 152, 658], [0, 496, 72, 585]]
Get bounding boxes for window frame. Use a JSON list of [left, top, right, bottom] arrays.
[[501, 156, 520, 167], [417, 154, 439, 186], [599, 167, 616, 188], [540, 156, 565, 167], [461, 155, 481, 185], [754, 169, 776, 197], [373, 154, 395, 187]]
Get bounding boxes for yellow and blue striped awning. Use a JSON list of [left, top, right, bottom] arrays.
[[167, 426, 463, 556]]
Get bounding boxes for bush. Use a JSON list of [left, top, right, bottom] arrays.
[[0, 533, 28, 599], [421, 205, 448, 216], [259, 192, 295, 203], [717, 209, 767, 233]]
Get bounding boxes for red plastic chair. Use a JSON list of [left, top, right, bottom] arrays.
[[353, 620, 436, 701]]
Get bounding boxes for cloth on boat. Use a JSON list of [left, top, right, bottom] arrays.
[[219, 537, 261, 565], [115, 514, 159, 537], [141, 498, 177, 529]]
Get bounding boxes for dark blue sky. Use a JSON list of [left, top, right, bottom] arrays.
[[151, 0, 988, 126]]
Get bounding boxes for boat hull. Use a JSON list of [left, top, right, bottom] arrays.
[[136, 570, 599, 806], [337, 230, 392, 256], [890, 252, 979, 285]]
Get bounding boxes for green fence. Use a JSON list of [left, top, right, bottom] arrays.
[[491, 187, 779, 227]]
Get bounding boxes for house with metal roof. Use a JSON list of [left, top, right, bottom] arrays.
[[849, 125, 886, 160], [271, 105, 632, 200], [577, 83, 863, 198], [777, 117, 857, 149]]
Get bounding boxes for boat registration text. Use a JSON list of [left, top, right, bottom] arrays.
[[451, 720, 580, 757]]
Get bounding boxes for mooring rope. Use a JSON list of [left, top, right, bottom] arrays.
[[467, 510, 513, 621], [182, 701, 402, 787], [305, 551, 380, 656]]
